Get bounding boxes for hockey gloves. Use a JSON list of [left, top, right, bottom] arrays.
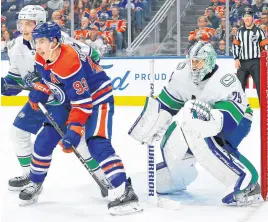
[[28, 83, 51, 110], [59, 123, 85, 153]]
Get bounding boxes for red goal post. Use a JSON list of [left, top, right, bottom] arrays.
[[260, 50, 268, 201]]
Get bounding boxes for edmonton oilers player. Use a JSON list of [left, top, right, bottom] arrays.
[[129, 42, 262, 206], [19, 22, 142, 215], [1, 5, 108, 194]]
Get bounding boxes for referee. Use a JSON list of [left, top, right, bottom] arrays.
[[232, 8, 268, 100]]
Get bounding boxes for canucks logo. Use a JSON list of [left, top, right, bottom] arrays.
[[44, 80, 65, 106]]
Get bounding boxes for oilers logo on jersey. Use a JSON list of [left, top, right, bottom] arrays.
[[44, 80, 66, 105]]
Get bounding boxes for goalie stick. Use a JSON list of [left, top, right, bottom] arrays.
[[37, 102, 109, 197], [147, 60, 157, 203]]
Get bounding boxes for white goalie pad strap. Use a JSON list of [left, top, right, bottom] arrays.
[[128, 97, 172, 144]]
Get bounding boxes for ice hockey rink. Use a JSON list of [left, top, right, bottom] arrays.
[[0, 106, 268, 222]]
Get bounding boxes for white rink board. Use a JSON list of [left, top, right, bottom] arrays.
[[0, 58, 258, 98]]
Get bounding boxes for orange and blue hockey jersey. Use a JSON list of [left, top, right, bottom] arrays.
[[35, 43, 113, 126]]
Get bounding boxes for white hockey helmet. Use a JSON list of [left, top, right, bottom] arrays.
[[18, 5, 46, 24]]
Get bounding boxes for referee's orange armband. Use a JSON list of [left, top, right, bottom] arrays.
[[233, 39, 240, 46]]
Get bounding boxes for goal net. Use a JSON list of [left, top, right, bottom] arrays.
[[260, 50, 268, 201]]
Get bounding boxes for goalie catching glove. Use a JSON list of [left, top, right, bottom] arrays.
[[128, 97, 172, 144], [179, 100, 224, 139]]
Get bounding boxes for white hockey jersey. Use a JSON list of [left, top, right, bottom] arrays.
[[157, 63, 252, 130], [5, 32, 99, 86]]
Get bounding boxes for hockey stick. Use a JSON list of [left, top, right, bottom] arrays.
[[4, 83, 109, 195], [147, 60, 157, 203], [37, 102, 109, 197], [3, 84, 31, 91]]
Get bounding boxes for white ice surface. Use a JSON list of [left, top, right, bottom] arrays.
[[0, 106, 267, 222]]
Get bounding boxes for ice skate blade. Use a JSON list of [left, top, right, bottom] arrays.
[[8, 185, 26, 192], [19, 195, 39, 206], [109, 202, 143, 216]]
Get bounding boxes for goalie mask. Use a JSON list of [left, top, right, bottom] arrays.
[[188, 42, 217, 85]]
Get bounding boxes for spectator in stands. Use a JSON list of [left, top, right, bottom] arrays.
[[263, 5, 268, 13], [77, 0, 88, 21], [74, 17, 90, 40], [230, 0, 246, 21], [1, 23, 8, 33], [2, 0, 20, 30], [261, 13, 268, 25], [252, 0, 268, 19], [86, 0, 99, 9], [188, 16, 216, 47], [215, 17, 226, 40], [209, 0, 225, 18], [206, 8, 221, 29], [209, 0, 224, 7], [121, 0, 143, 34], [216, 39, 226, 55], [53, 18, 70, 34], [51, 10, 62, 21], [1, 35, 7, 53], [88, 9, 100, 30], [86, 28, 111, 56], [98, 16, 115, 52], [59, 1, 71, 26], [230, 25, 239, 39], [97, 0, 112, 19], [47, 0, 64, 10], [107, 7, 126, 50], [2, 30, 12, 49], [259, 24, 268, 35]]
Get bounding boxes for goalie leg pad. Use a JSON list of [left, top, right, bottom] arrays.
[[157, 121, 198, 194], [128, 97, 172, 144], [156, 156, 197, 194]]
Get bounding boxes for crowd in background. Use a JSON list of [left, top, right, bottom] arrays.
[[188, 0, 268, 55], [1, 0, 153, 57], [2, 0, 268, 58]]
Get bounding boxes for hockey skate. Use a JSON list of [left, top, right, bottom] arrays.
[[222, 183, 263, 206], [19, 181, 43, 206], [8, 174, 30, 191], [108, 178, 143, 216]]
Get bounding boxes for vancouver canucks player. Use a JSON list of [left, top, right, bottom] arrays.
[[1, 5, 108, 194], [129, 42, 262, 205]]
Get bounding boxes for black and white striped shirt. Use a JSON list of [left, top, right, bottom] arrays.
[[232, 25, 268, 60]]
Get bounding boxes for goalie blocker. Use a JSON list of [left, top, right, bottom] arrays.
[[129, 97, 262, 205]]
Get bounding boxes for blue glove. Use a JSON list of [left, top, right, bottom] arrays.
[[1, 77, 22, 96], [59, 123, 85, 153], [23, 71, 41, 88], [28, 87, 51, 110]]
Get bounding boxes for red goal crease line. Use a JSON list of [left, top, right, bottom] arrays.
[[0, 96, 260, 108]]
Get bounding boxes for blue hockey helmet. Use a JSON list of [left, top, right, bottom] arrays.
[[32, 22, 61, 42]]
